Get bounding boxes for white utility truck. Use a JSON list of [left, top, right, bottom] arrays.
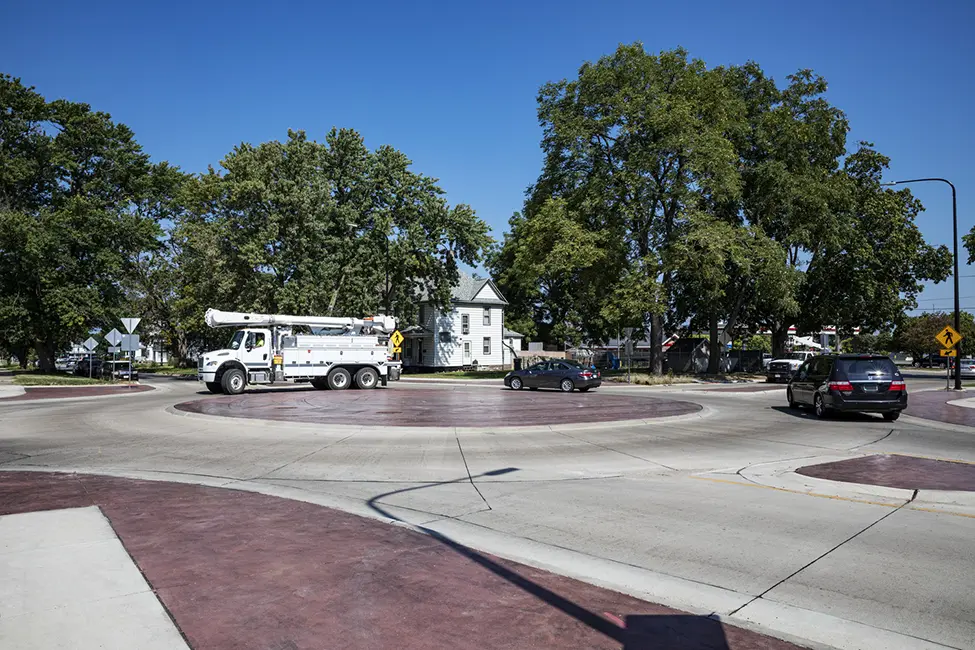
[[198, 309, 402, 395]]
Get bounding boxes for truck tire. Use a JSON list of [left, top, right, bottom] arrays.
[[327, 367, 351, 391], [205, 382, 222, 394], [221, 368, 246, 395], [354, 367, 379, 389]]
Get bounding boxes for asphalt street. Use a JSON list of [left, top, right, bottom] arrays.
[[1, 373, 972, 650]]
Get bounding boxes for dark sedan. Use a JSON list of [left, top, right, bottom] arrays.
[[504, 359, 601, 393], [787, 353, 907, 420]]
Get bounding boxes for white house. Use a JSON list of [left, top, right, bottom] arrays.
[[403, 274, 523, 370]]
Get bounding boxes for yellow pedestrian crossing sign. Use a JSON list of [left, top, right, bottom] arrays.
[[935, 325, 962, 349], [390, 330, 404, 347]]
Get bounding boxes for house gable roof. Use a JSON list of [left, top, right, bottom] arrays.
[[419, 272, 508, 306]]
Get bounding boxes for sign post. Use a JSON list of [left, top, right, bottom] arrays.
[[120, 318, 141, 385], [82, 337, 99, 378], [935, 326, 963, 391], [106, 329, 123, 380], [624, 327, 635, 384]]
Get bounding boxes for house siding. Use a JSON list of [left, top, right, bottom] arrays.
[[412, 276, 510, 369]]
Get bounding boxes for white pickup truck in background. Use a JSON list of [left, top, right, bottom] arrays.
[[765, 350, 817, 383]]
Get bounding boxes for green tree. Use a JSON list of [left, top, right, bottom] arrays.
[[669, 214, 792, 373], [526, 45, 743, 371], [800, 145, 951, 341], [180, 129, 491, 326], [0, 75, 163, 370], [488, 198, 606, 344], [892, 312, 975, 360]]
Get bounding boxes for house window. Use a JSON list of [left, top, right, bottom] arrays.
[[462, 313, 469, 335], [483, 307, 491, 326], [483, 337, 491, 355], [439, 331, 451, 343]]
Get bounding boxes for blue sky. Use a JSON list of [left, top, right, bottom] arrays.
[[3, 0, 972, 313]]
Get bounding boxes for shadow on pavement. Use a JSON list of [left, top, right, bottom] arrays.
[[367, 469, 730, 649], [769, 406, 887, 422]]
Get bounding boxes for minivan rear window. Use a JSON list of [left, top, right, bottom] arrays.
[[836, 358, 898, 381]]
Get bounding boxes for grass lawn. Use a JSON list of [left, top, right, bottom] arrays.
[[13, 373, 112, 386]]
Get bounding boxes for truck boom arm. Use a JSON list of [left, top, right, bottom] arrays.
[[204, 309, 396, 334]]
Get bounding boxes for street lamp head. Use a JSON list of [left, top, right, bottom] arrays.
[[880, 182, 899, 187]]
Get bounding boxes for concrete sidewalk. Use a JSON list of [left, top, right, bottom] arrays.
[[0, 506, 188, 649], [0, 472, 805, 650]]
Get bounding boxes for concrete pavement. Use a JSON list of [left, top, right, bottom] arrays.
[[0, 506, 188, 650], [0, 376, 973, 649]]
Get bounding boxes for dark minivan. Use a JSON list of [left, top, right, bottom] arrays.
[[787, 354, 907, 420]]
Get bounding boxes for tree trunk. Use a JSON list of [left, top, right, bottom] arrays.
[[173, 332, 191, 368], [35, 338, 56, 372], [13, 344, 29, 369], [649, 313, 664, 375], [771, 325, 788, 359], [707, 313, 721, 375]]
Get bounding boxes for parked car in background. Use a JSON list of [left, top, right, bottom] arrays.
[[74, 358, 103, 377], [55, 357, 77, 372], [505, 359, 601, 393], [912, 354, 949, 369], [787, 353, 906, 421], [959, 358, 975, 379], [100, 360, 138, 381]]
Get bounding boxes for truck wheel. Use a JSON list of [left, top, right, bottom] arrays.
[[205, 382, 222, 394], [221, 368, 246, 395], [327, 367, 351, 391], [354, 367, 378, 389]]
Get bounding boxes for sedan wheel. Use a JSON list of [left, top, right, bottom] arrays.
[[560, 378, 574, 393], [510, 377, 523, 390], [814, 394, 828, 419], [787, 387, 798, 409]]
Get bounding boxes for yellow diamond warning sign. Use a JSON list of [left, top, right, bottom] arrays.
[[390, 330, 404, 347], [935, 325, 962, 349]]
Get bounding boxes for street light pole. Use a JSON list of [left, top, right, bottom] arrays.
[[883, 178, 961, 390]]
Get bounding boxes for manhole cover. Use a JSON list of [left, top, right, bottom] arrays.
[[796, 454, 975, 491]]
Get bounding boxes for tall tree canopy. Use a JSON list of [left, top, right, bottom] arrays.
[[0, 75, 165, 369], [138, 129, 492, 364], [493, 44, 954, 370]]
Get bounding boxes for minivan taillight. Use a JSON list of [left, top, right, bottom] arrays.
[[889, 380, 906, 392], [828, 381, 854, 393]]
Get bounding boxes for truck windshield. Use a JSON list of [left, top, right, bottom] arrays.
[[228, 330, 245, 350], [784, 352, 809, 360]]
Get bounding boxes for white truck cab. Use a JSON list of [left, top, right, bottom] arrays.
[[198, 309, 402, 395], [766, 350, 817, 383]]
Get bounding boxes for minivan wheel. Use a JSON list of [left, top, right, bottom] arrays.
[[560, 378, 574, 393], [814, 393, 829, 419], [787, 387, 798, 409], [883, 411, 900, 422], [510, 377, 523, 390]]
